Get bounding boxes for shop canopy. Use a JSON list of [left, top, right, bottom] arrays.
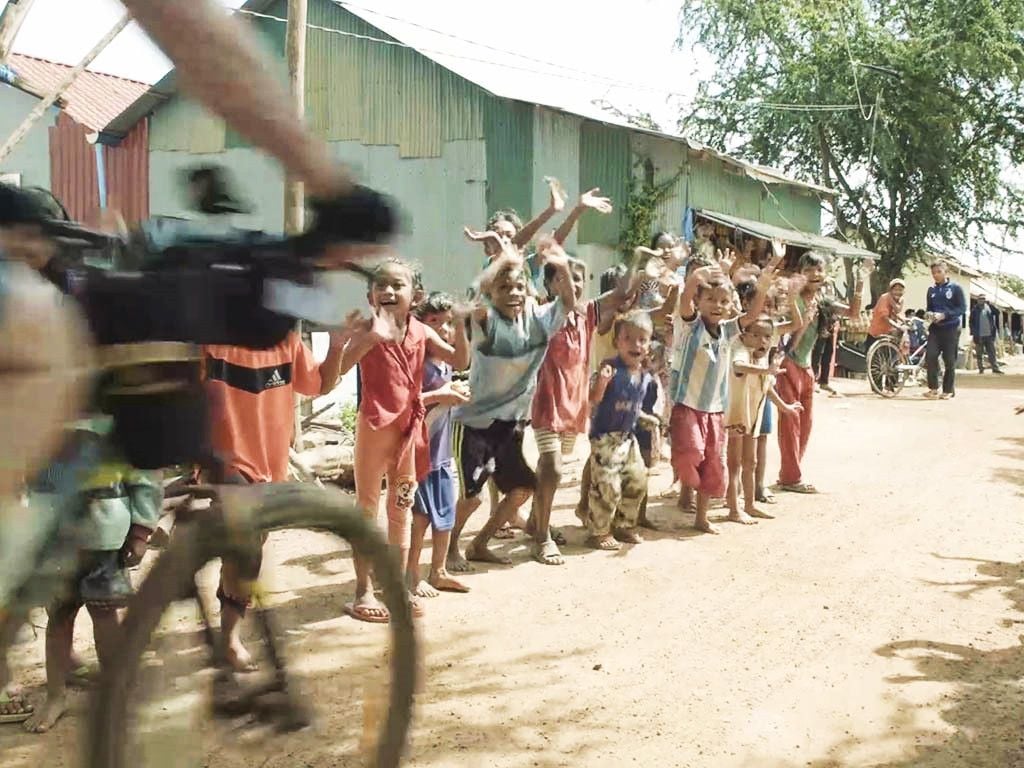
[[970, 278, 1024, 313], [696, 209, 879, 261]]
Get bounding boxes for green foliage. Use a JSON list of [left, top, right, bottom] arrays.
[[338, 402, 357, 437], [679, 0, 1024, 283], [619, 164, 684, 259], [998, 273, 1024, 300]]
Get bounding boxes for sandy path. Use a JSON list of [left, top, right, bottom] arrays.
[[5, 371, 1024, 767]]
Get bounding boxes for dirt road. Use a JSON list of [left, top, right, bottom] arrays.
[[5, 370, 1024, 767]]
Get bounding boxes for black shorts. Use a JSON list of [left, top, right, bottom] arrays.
[[452, 420, 535, 499]]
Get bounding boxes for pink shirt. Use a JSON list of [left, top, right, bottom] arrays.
[[531, 302, 598, 434]]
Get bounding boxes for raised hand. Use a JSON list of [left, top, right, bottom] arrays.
[[598, 363, 616, 383], [716, 247, 736, 276], [369, 307, 401, 343], [328, 309, 368, 348], [451, 298, 483, 321], [580, 187, 613, 214], [771, 238, 786, 261], [536, 234, 569, 267], [464, 226, 503, 244], [546, 176, 567, 212]]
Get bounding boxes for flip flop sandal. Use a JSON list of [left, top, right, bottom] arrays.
[[587, 535, 620, 551], [344, 601, 390, 625], [778, 482, 818, 494], [66, 663, 98, 689], [533, 540, 565, 566], [756, 490, 777, 504], [493, 525, 516, 540], [0, 690, 33, 724]]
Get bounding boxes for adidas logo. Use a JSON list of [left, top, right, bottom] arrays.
[[265, 369, 287, 389]]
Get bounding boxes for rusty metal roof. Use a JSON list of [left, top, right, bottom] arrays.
[[6, 52, 150, 134]]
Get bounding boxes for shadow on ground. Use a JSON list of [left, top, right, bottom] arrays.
[[774, 553, 1024, 768]]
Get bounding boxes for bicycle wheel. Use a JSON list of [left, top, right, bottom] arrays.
[[86, 483, 416, 768], [867, 339, 906, 398]]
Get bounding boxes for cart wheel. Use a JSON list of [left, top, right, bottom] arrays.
[[867, 339, 906, 397]]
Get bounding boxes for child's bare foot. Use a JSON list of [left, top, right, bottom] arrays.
[[747, 506, 775, 520], [587, 534, 620, 551], [613, 527, 643, 544], [412, 580, 439, 598], [694, 519, 720, 535], [446, 550, 475, 573], [24, 693, 66, 733], [429, 571, 470, 593], [726, 510, 758, 525], [493, 523, 516, 540], [466, 542, 513, 565], [225, 639, 258, 673]]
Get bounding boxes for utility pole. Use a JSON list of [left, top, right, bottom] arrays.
[[0, 13, 129, 163], [284, 0, 311, 446]]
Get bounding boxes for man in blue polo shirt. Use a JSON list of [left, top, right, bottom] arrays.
[[924, 260, 967, 399]]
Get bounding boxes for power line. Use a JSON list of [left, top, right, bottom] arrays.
[[235, 7, 864, 116]]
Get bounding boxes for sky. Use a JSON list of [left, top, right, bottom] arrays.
[[2, 0, 1022, 277]]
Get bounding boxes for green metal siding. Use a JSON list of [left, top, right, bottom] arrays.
[[530, 108, 580, 246], [0, 85, 54, 189], [686, 152, 764, 221], [483, 97, 533, 219], [760, 186, 822, 234], [577, 121, 628, 246]]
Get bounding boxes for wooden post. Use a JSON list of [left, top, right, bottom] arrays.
[[284, 0, 307, 236], [0, 14, 128, 163], [0, 0, 38, 63], [284, 0, 311, 446]]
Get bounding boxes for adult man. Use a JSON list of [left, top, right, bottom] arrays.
[[969, 294, 1004, 374], [924, 261, 967, 399]]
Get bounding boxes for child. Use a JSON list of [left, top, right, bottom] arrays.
[[528, 255, 634, 565], [24, 427, 160, 733], [585, 312, 660, 549], [407, 292, 472, 597], [776, 252, 869, 494], [668, 249, 780, 534], [734, 278, 804, 506], [725, 317, 803, 523], [447, 242, 576, 570], [634, 340, 666, 528], [339, 259, 462, 623]]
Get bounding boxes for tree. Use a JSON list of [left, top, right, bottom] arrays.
[[679, 0, 1024, 294]]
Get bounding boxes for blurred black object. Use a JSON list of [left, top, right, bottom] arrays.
[[185, 165, 251, 216]]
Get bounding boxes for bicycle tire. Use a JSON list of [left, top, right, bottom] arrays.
[[85, 483, 416, 768], [866, 339, 906, 398]]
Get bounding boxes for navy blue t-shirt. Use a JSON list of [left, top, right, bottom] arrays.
[[590, 357, 657, 439]]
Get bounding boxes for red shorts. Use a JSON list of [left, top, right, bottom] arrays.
[[669, 404, 726, 497]]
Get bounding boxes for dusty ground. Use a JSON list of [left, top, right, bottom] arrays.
[[5, 364, 1024, 768]]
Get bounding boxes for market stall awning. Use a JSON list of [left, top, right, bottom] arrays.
[[696, 209, 878, 261], [970, 278, 1024, 313]]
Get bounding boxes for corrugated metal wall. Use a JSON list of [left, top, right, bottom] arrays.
[[50, 112, 150, 225], [482, 97, 533, 219], [105, 118, 150, 224], [149, 0, 486, 159], [578, 121, 629, 246], [49, 112, 99, 222], [531, 108, 581, 245]]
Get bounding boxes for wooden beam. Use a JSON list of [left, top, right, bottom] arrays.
[[0, 0, 37, 63], [0, 13, 129, 163], [285, 0, 311, 448]]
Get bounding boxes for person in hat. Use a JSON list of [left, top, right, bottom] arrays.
[[865, 278, 907, 353], [970, 294, 1004, 374]]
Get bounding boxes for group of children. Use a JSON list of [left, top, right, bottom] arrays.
[[342, 179, 873, 620]]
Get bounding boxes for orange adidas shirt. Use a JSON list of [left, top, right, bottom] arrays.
[[203, 332, 321, 483]]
